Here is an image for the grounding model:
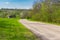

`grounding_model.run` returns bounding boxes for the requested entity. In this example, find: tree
[29,0,60,24]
